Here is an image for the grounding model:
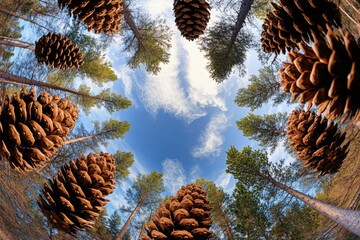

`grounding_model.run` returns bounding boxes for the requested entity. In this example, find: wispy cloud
[162,159,186,195]
[189,165,201,182]
[268,140,295,166]
[215,172,231,189]
[192,112,230,158]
